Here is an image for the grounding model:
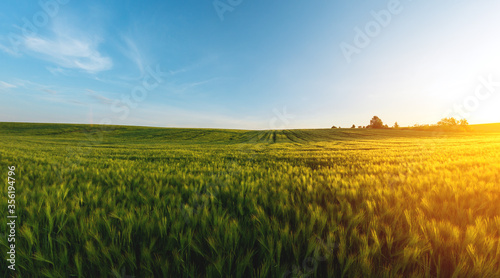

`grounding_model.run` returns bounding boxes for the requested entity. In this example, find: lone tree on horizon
[368,116,384,129]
